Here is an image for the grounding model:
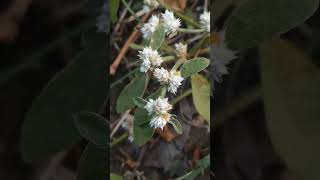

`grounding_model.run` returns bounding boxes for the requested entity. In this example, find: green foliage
[168,117,182,134]
[150,24,166,50]
[116,74,148,113]
[226,0,319,49]
[181,58,210,78]
[133,97,148,109]
[110,173,123,180]
[21,32,108,161]
[191,74,210,123]
[77,143,107,180]
[74,111,108,147]
[110,0,120,23]
[260,39,320,180]
[176,155,210,180]
[133,87,164,146]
